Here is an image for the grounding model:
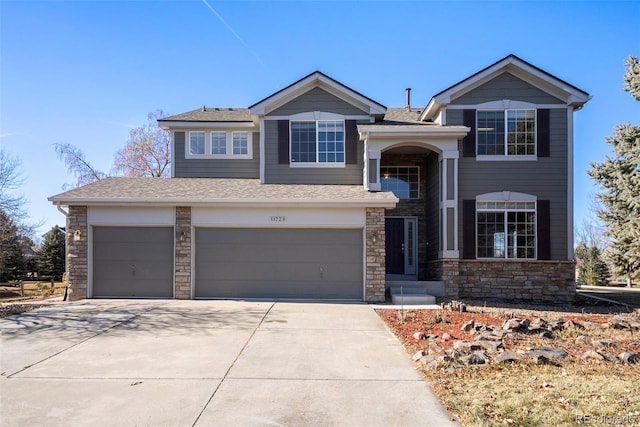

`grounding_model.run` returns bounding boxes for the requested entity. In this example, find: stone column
[174,206,192,299]
[365,207,385,302]
[66,206,88,301]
